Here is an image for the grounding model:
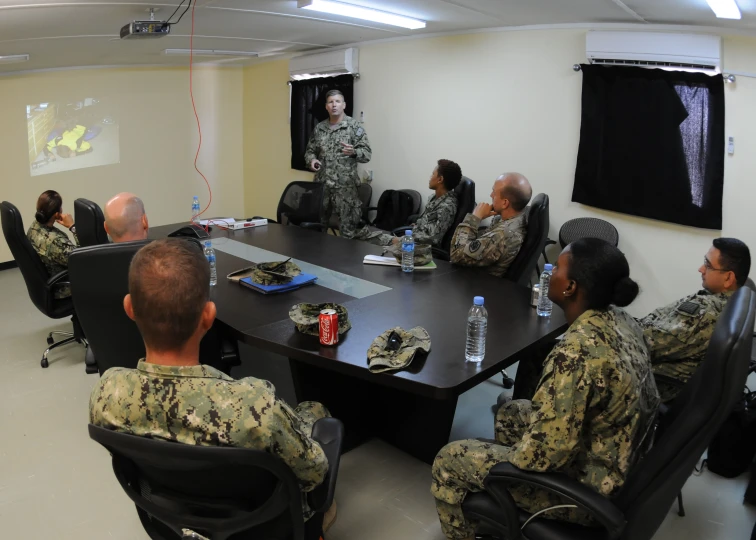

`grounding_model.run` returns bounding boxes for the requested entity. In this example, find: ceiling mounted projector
[120,20,171,39]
